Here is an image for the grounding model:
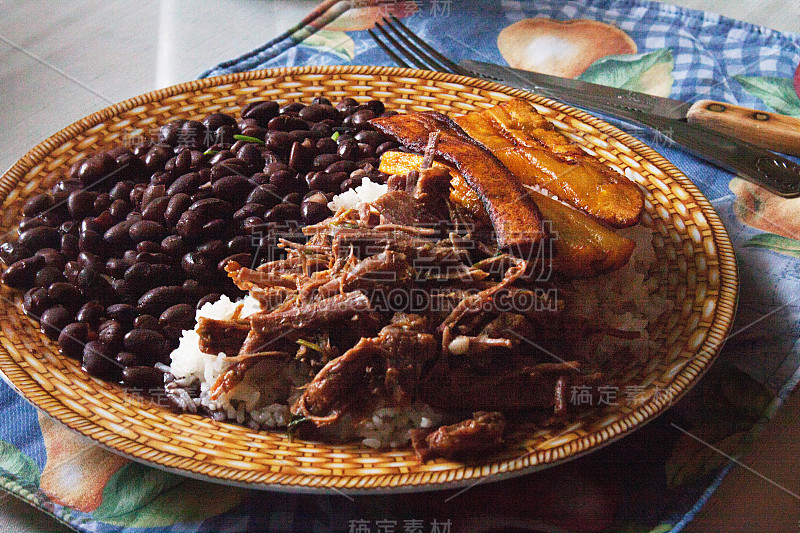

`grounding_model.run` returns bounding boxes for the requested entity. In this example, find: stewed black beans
[0,98,398,390]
